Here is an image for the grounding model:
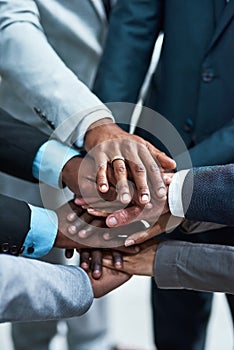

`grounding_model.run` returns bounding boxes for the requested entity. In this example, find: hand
[99,212,182,247]
[102,238,158,276]
[79,245,139,279]
[103,183,170,230]
[54,201,85,250]
[63,211,142,265]
[62,155,97,196]
[123,213,183,246]
[88,266,131,298]
[84,119,176,205]
[64,208,145,248]
[76,178,170,247]
[54,200,111,249]
[77,221,146,279]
